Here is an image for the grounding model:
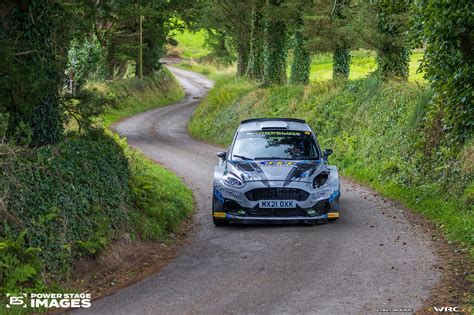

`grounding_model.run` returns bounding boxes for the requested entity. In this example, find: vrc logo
[6,293,27,308]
